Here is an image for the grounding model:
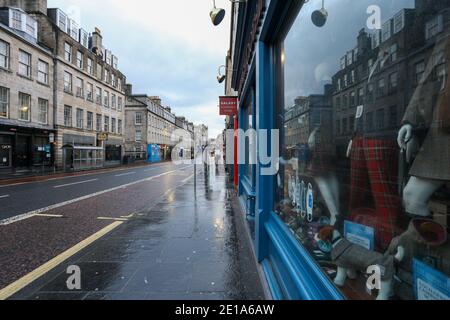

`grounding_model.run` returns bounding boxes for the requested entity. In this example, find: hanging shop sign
[219,96,238,116]
[97,132,109,141]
